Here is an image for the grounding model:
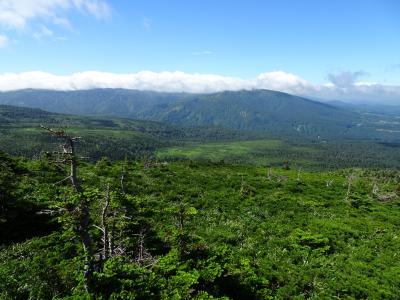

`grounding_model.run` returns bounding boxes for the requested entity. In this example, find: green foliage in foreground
[1,151,400,299]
